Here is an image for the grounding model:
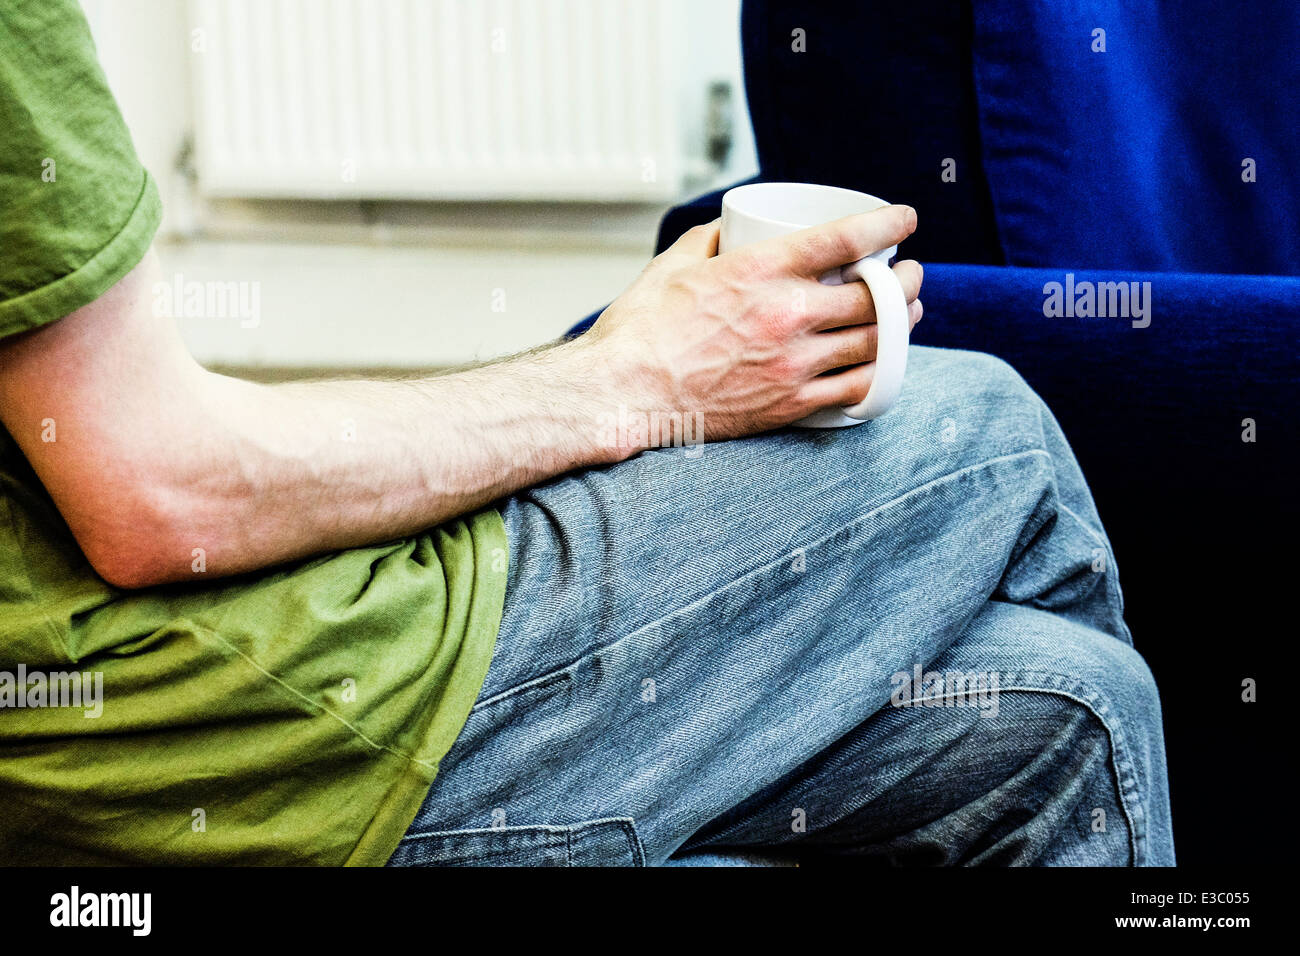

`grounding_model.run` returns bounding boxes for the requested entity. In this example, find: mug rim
[722,182,889,230]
